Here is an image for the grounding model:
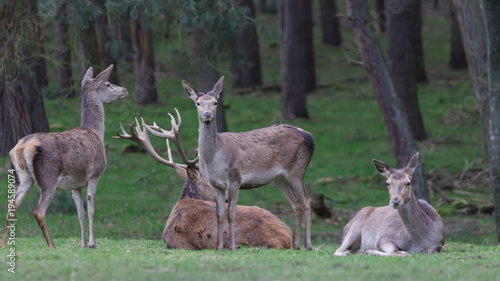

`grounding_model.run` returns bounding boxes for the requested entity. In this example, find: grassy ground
[0,1,498,280]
